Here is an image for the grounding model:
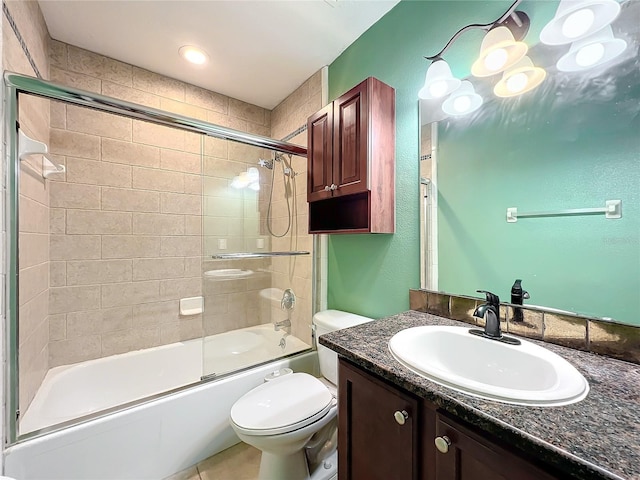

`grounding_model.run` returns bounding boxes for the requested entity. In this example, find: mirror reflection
[420,1,639,325]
